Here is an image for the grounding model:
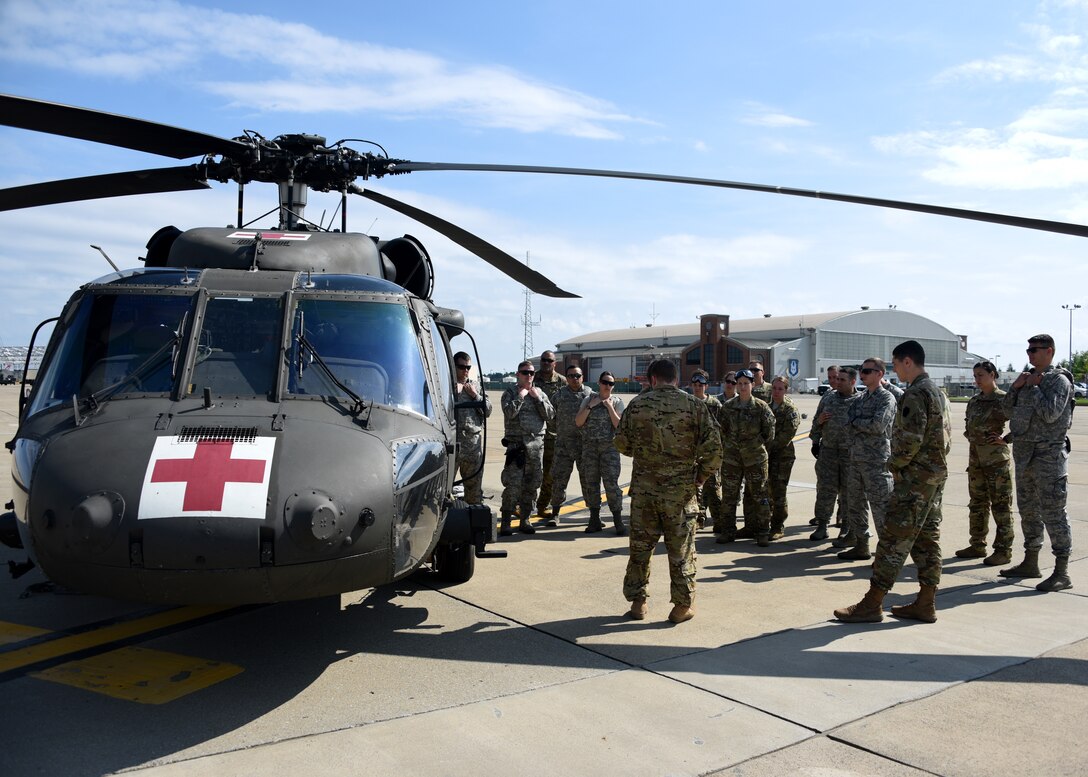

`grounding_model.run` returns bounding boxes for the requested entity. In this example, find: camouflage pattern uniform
[964,388,1014,553]
[719,396,776,538]
[767,395,802,533]
[845,386,896,539]
[810,390,857,524]
[752,382,773,404]
[549,383,592,509]
[579,393,625,516]
[615,385,721,606]
[500,385,555,519]
[1003,367,1074,557]
[533,371,566,515]
[455,377,492,504]
[871,373,951,592]
[689,395,724,524]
